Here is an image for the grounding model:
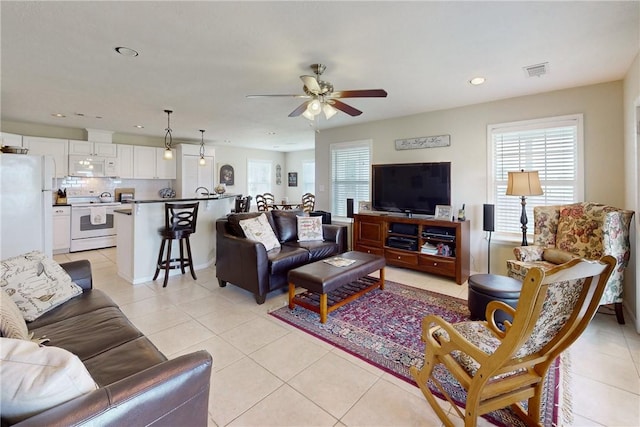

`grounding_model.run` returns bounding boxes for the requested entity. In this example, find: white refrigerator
[0,153,54,259]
